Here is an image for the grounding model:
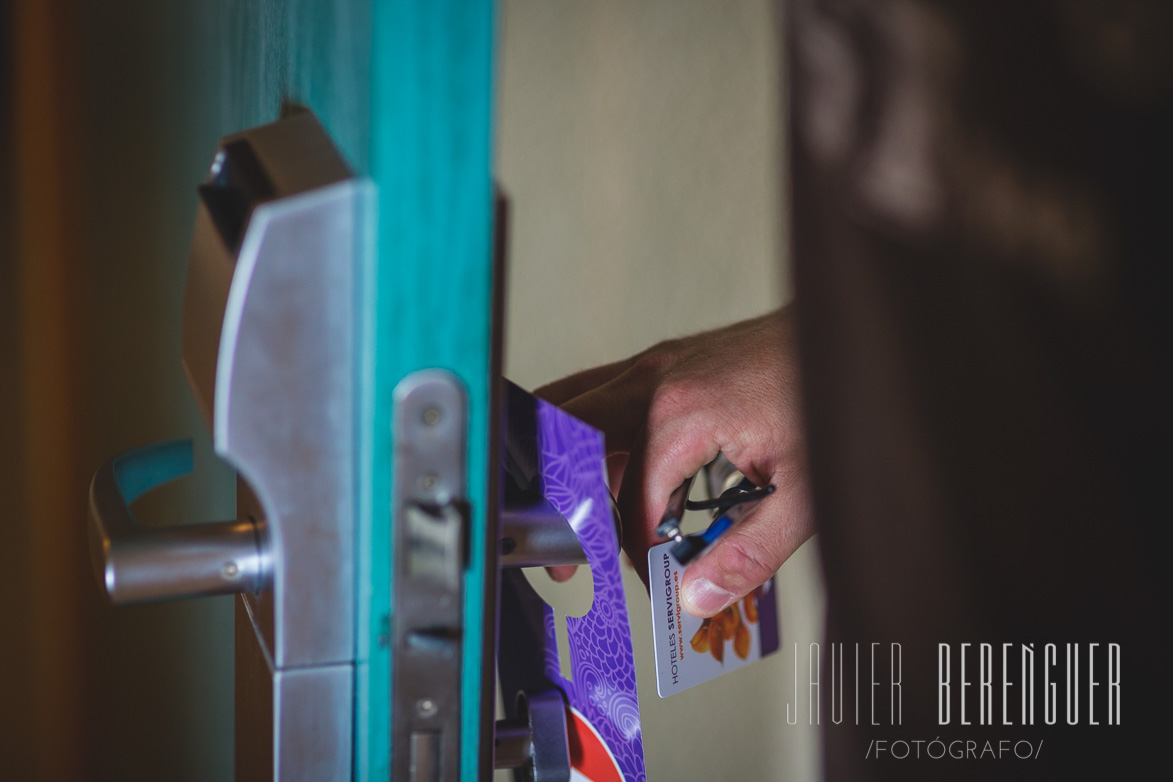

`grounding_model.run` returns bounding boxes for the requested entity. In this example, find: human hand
[534,306,813,618]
